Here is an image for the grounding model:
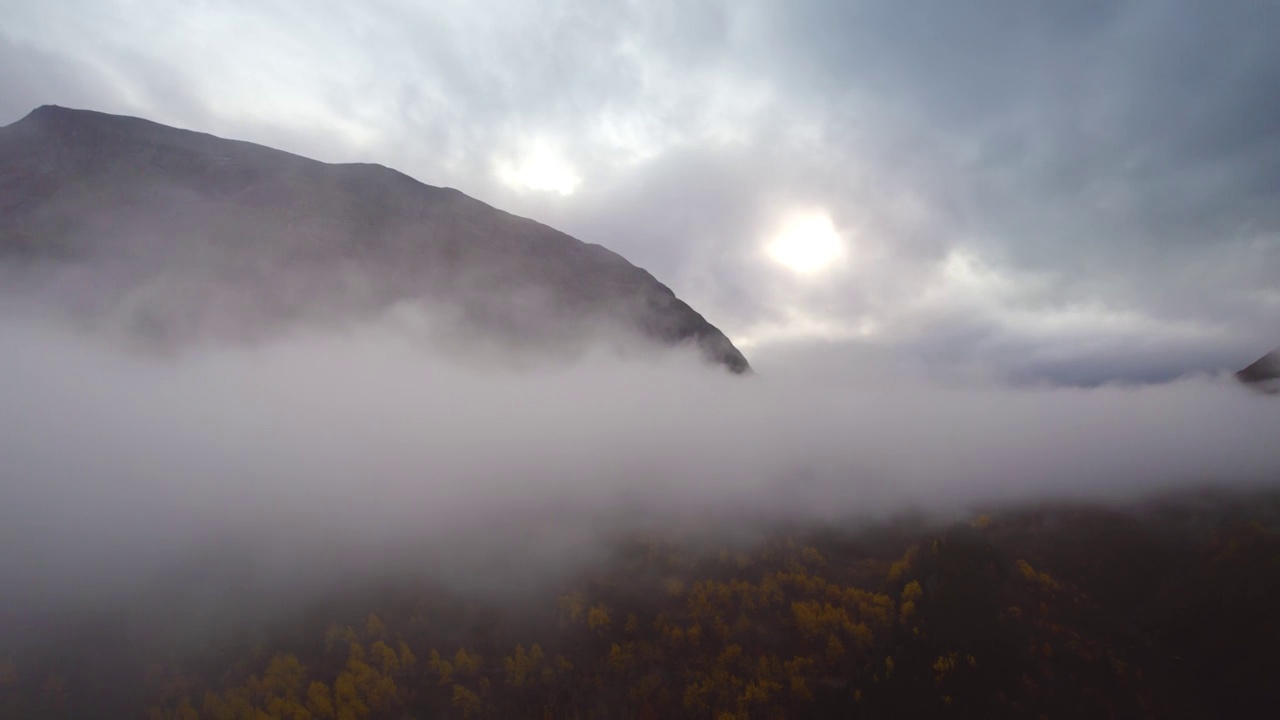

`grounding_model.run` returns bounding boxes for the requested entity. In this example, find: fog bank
[1,311,1277,626]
